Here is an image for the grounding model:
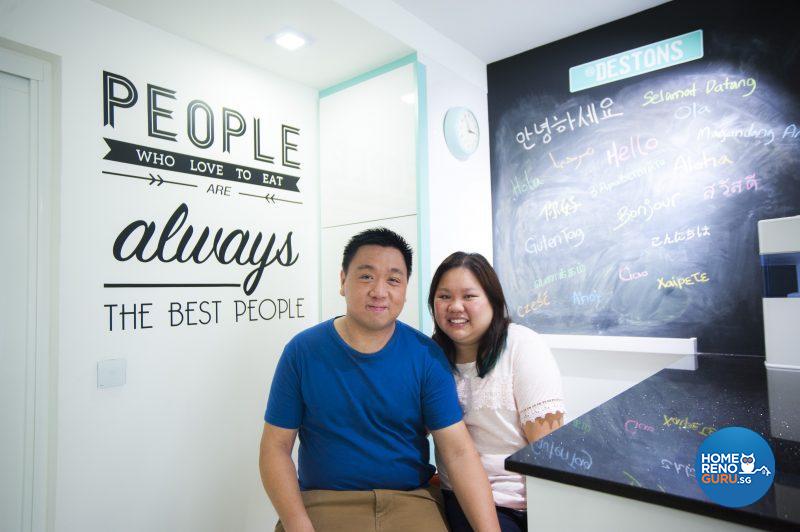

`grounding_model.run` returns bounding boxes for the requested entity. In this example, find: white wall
[0,1,318,531]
